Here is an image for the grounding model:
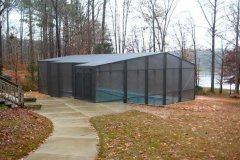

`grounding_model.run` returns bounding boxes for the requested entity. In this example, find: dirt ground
[24,91,50,98]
